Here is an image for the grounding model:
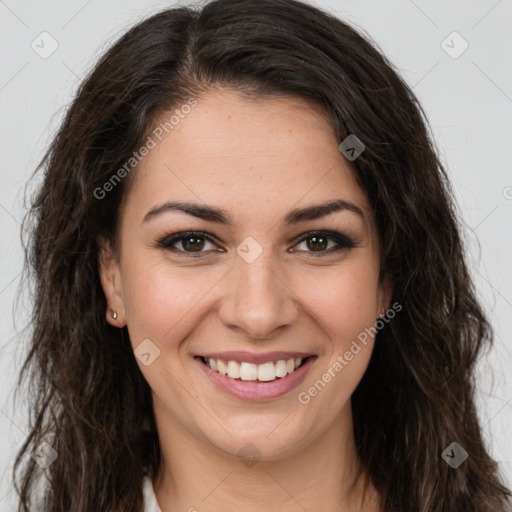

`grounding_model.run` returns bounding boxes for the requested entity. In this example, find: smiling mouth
[196,356,311,382]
